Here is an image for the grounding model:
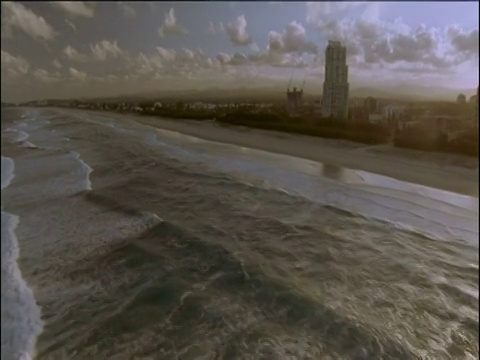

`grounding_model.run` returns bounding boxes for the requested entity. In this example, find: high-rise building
[475,86,478,130]
[321,40,349,119]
